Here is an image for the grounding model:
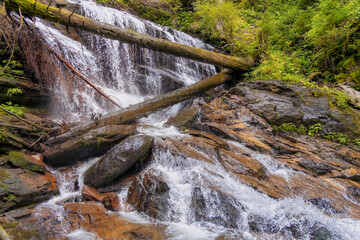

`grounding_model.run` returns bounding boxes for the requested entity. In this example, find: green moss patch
[7,152,45,173]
